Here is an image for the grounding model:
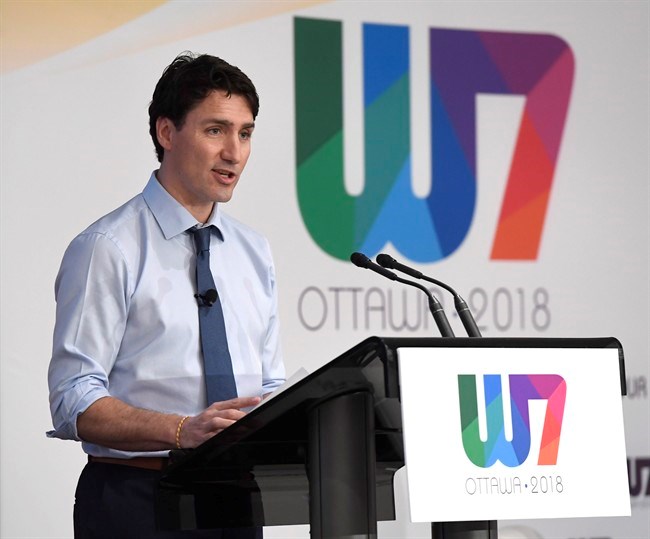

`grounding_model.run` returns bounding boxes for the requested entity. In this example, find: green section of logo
[458,374,487,467]
[295,18,353,258]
